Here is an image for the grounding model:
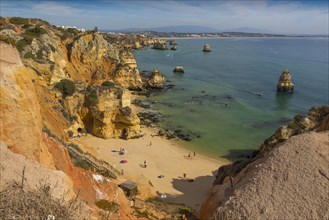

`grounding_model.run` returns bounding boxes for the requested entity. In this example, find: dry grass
[0,177,83,220]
